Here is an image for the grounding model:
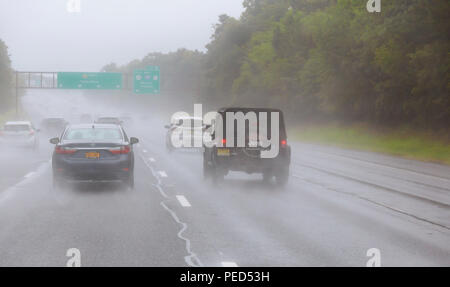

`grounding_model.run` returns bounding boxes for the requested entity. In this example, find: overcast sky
[0,0,244,72]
